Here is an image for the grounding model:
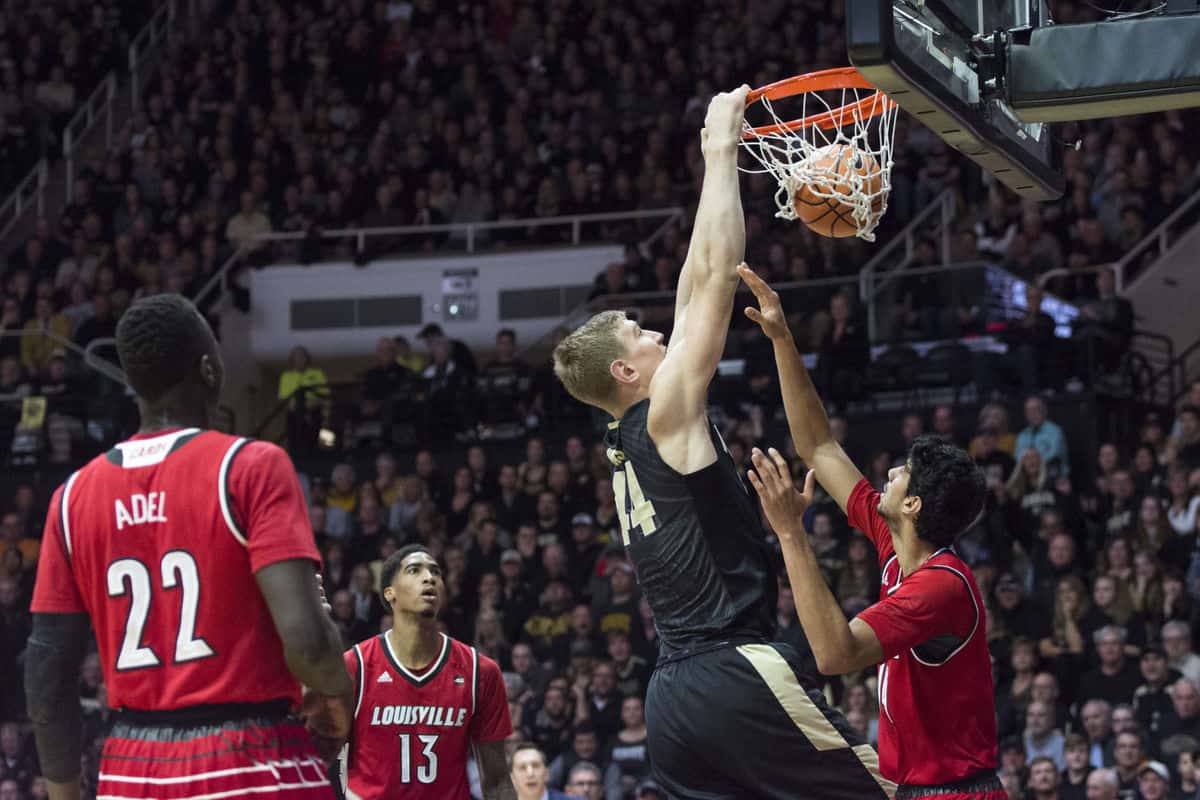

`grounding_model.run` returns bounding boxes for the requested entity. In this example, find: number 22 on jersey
[612,459,659,545]
[107,550,214,671]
